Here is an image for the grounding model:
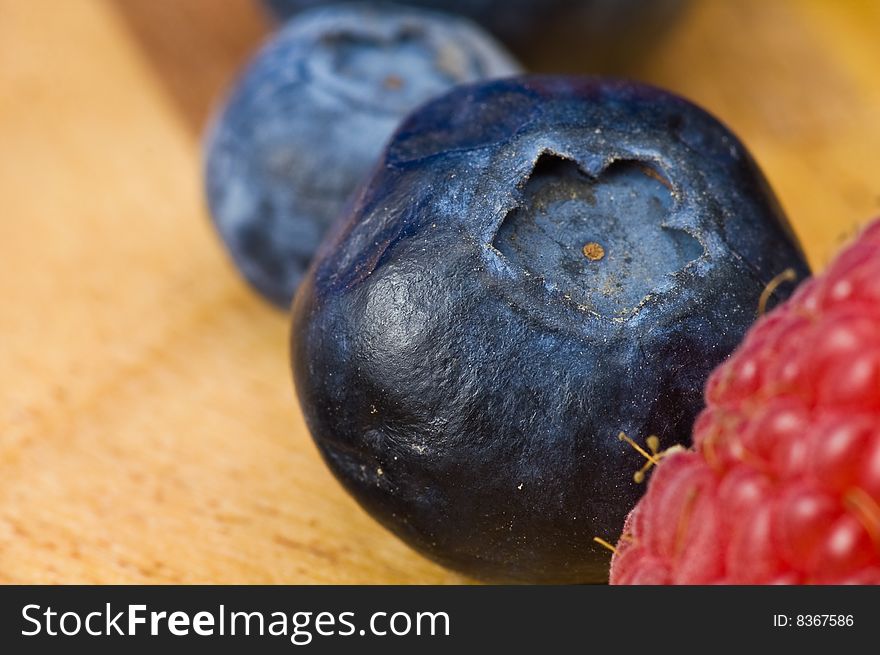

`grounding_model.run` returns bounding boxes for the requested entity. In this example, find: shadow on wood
[109,0,270,135]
